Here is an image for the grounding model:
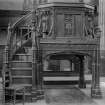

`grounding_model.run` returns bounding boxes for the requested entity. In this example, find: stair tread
[11,68,32,70]
[12,61,32,63]
[11,84,32,87]
[15,54,32,56]
[12,76,32,78]
[18,92,31,95]
[16,92,31,95]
